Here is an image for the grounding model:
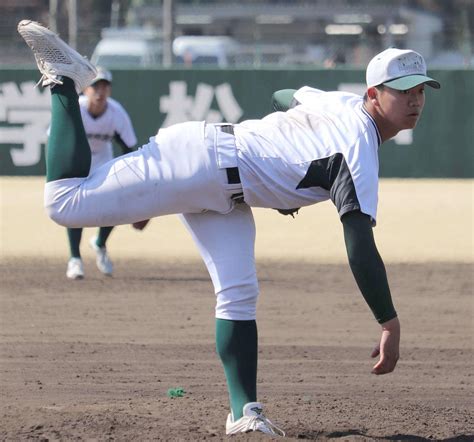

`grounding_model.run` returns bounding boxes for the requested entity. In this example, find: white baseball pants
[44,122,259,320]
